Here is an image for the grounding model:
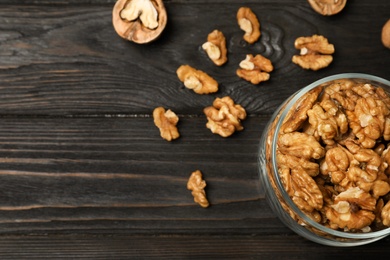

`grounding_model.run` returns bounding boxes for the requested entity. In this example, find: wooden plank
[0,234,388,258]
[0,1,388,115]
[0,116,279,234]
